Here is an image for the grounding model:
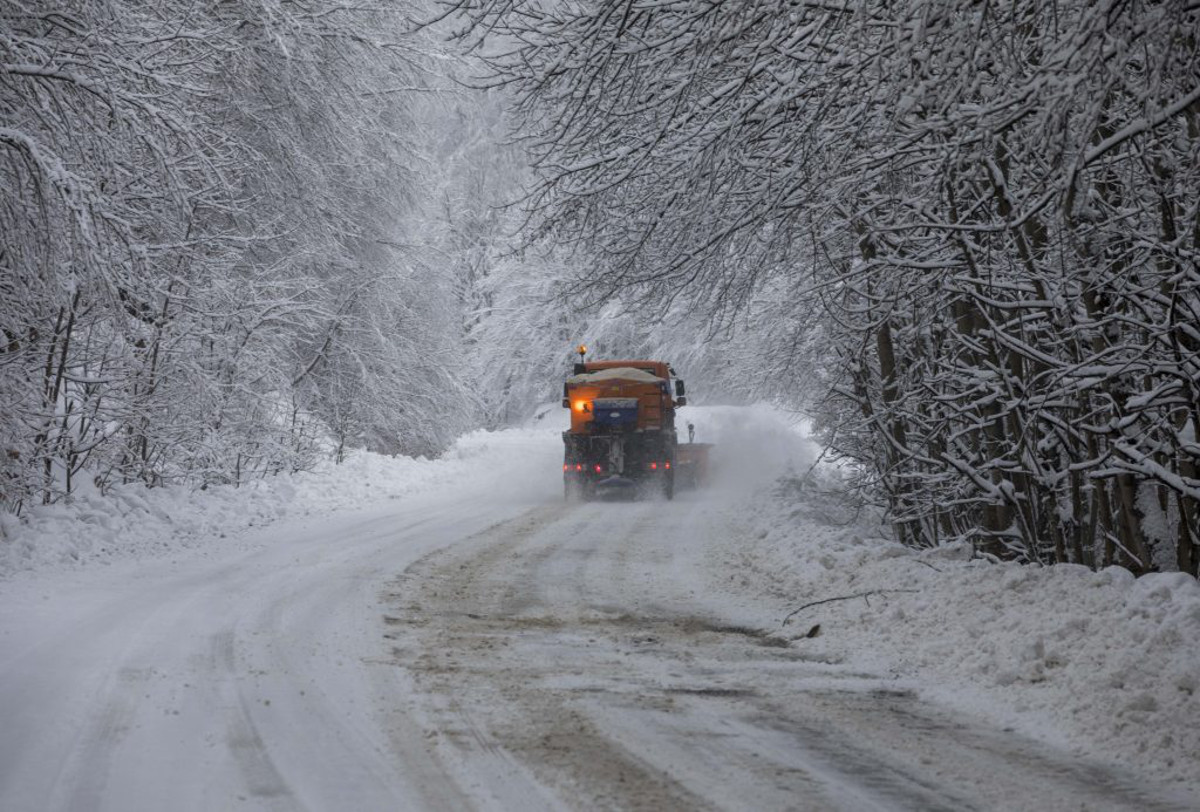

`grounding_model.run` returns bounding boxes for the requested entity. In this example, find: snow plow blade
[675,442,712,490]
